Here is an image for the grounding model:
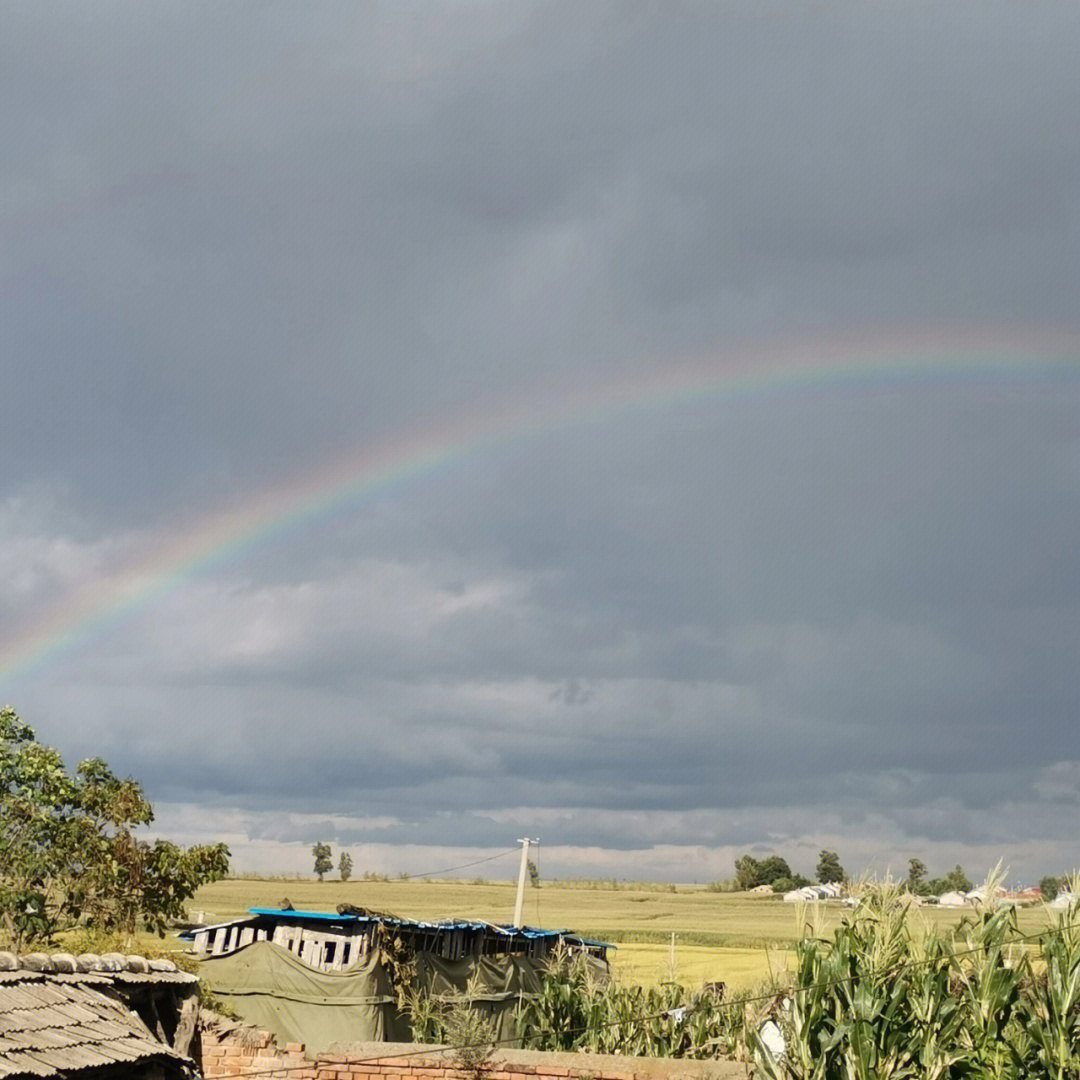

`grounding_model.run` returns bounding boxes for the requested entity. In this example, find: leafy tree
[906,858,928,894]
[816,850,846,884]
[312,842,333,881]
[759,855,793,884]
[735,854,793,890]
[527,858,540,887]
[944,864,973,893]
[773,873,813,893]
[1040,875,1063,902]
[734,855,760,890]
[339,851,353,882]
[0,707,229,949]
